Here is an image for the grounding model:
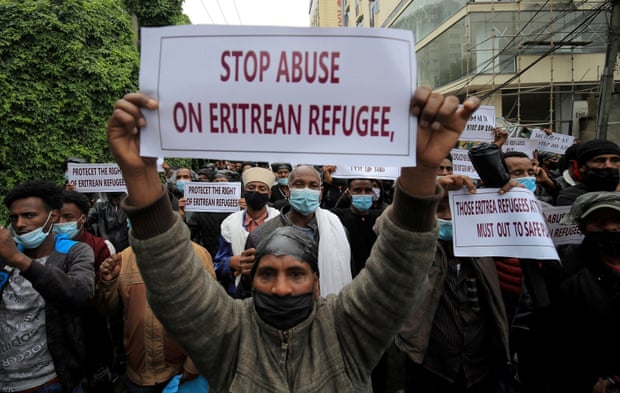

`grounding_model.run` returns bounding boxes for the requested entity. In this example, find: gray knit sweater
[124,181,440,392]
